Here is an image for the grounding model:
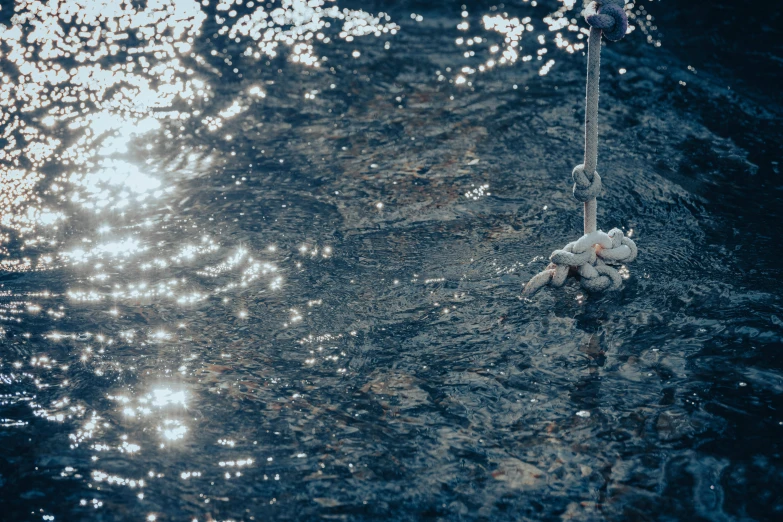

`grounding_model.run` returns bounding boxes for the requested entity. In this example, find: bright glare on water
[1,0,782,520]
